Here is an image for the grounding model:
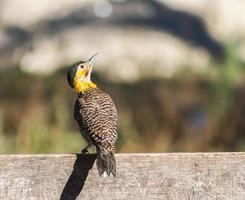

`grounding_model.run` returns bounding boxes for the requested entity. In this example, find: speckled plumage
[67,54,118,177]
[74,88,118,176]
